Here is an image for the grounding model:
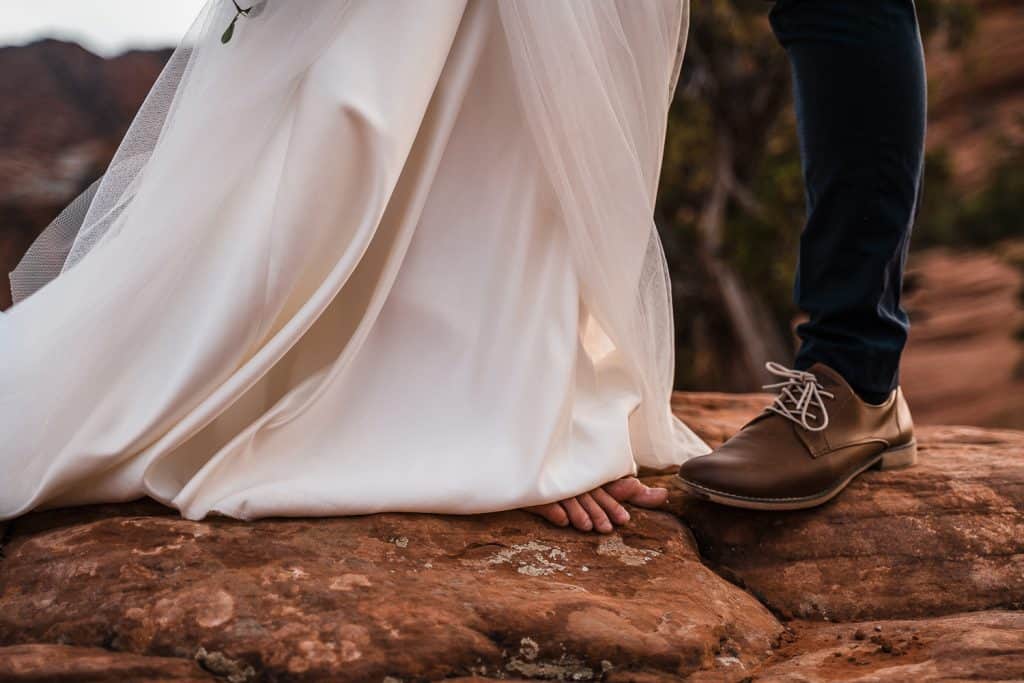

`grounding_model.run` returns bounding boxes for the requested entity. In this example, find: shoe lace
[762,361,835,432]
